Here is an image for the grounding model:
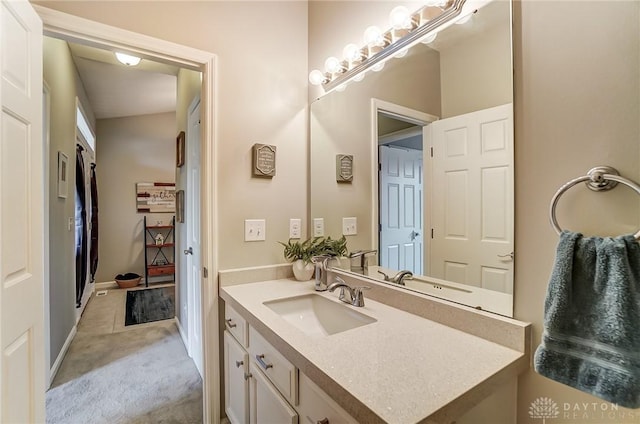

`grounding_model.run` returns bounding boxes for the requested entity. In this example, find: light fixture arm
[322,0,467,93]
